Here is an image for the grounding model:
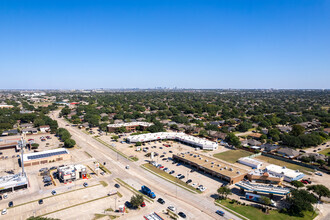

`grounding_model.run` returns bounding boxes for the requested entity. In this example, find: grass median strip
[141,163,199,194]
[40,194,114,217]
[10,184,101,209]
[215,199,317,220]
[93,137,133,162]
[114,178,153,203]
